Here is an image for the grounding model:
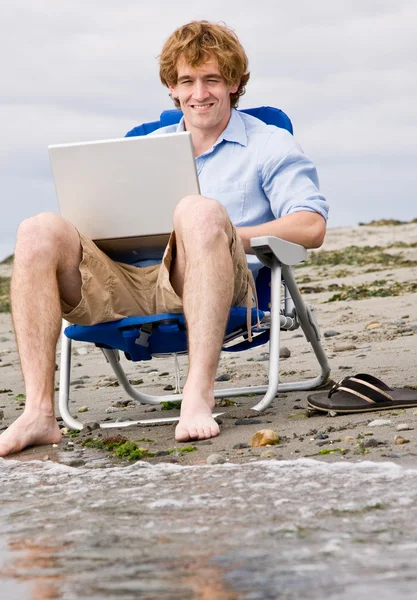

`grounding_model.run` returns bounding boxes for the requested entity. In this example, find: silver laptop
[48,131,200,262]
